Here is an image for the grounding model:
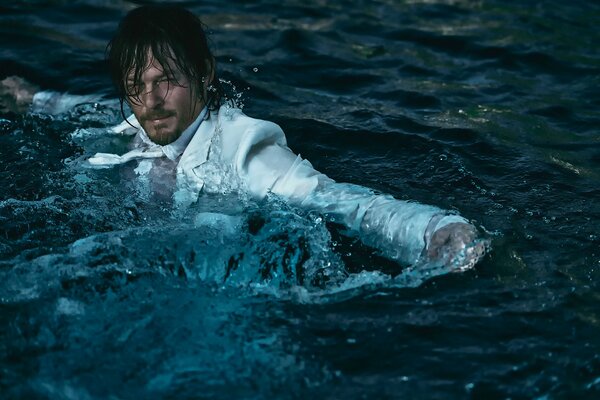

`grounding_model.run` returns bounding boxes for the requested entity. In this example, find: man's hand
[426,222,487,271]
[0,76,40,114]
